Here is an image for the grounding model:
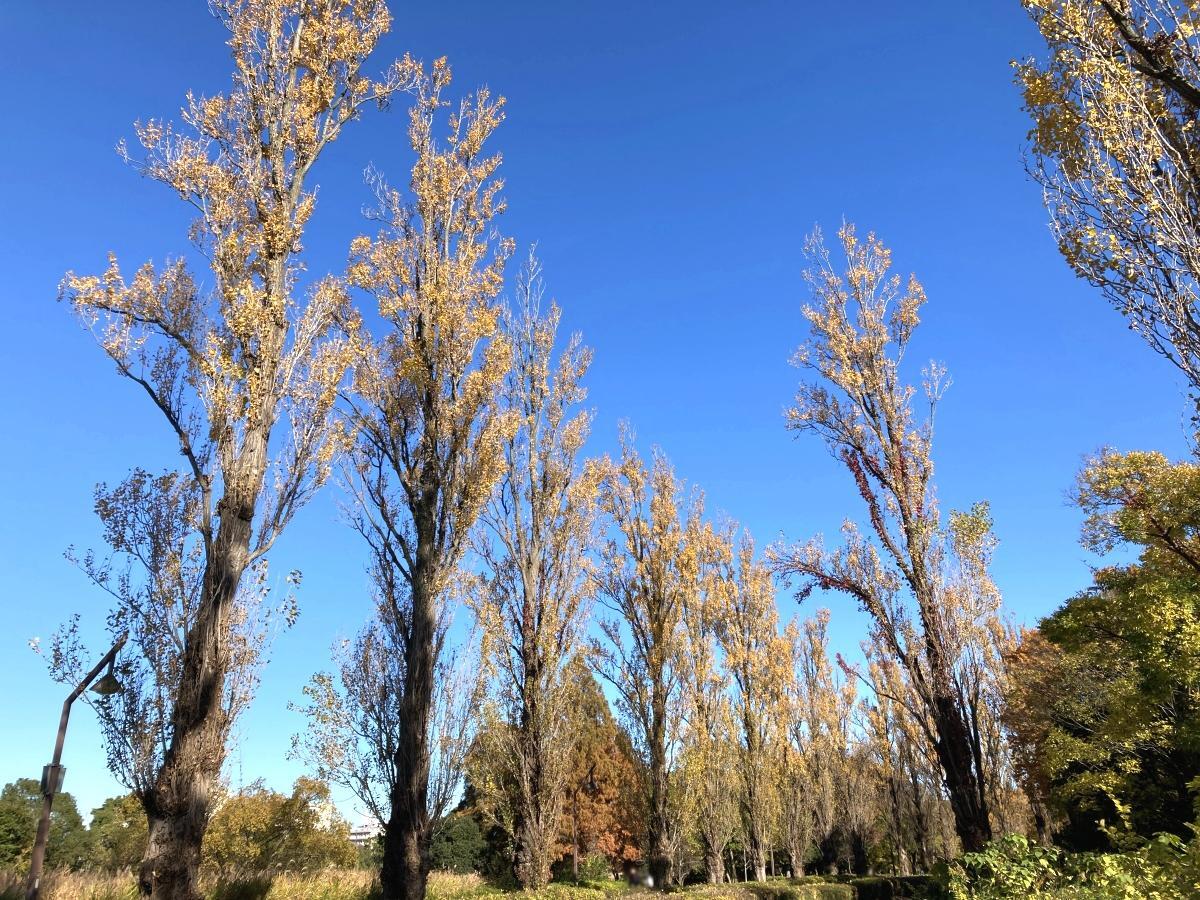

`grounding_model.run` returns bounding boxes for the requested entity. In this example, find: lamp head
[91,660,123,696]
